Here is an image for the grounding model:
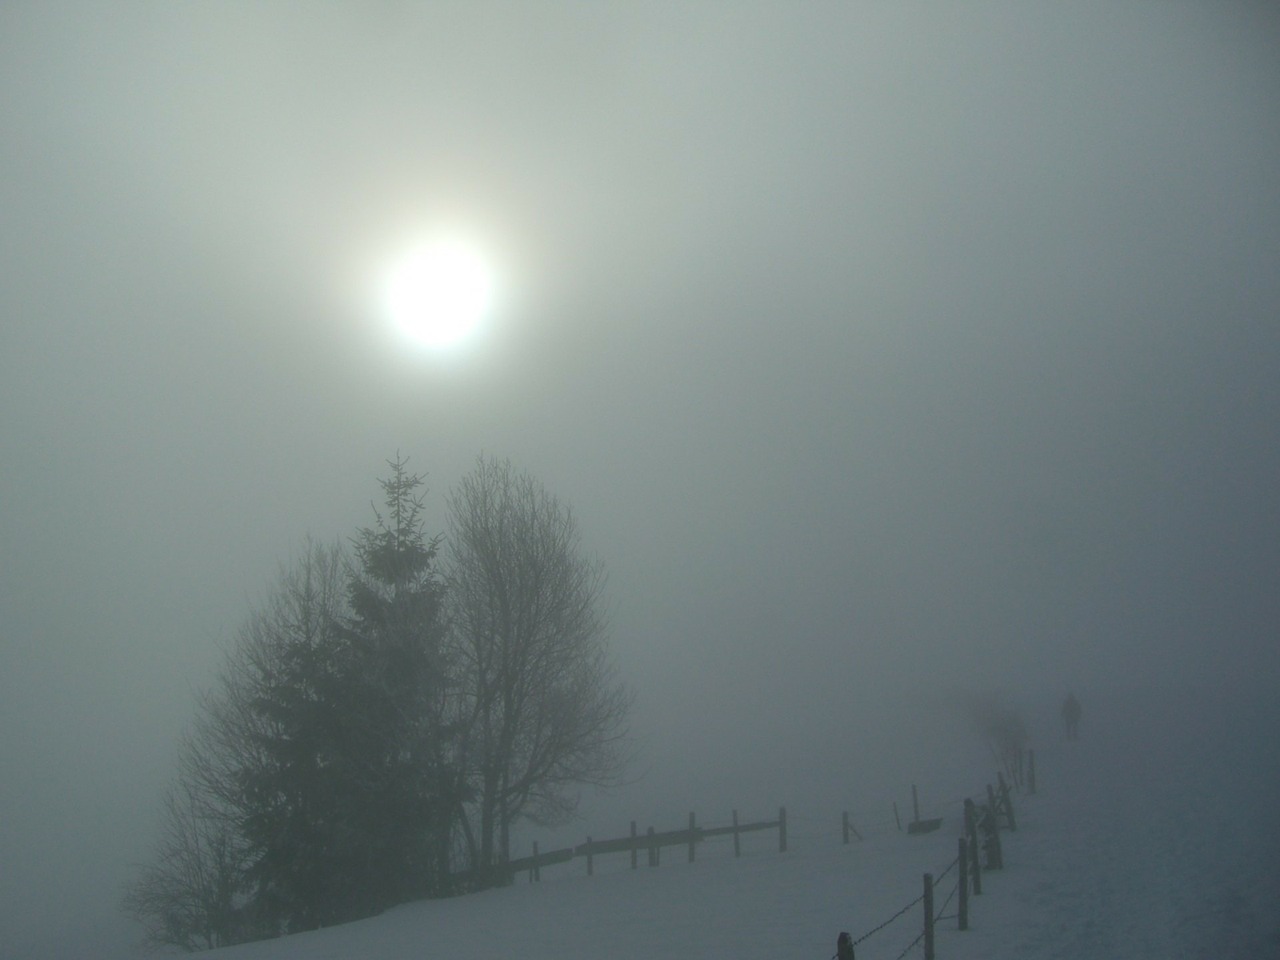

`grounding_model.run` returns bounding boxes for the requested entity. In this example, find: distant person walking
[1062,693,1082,740]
